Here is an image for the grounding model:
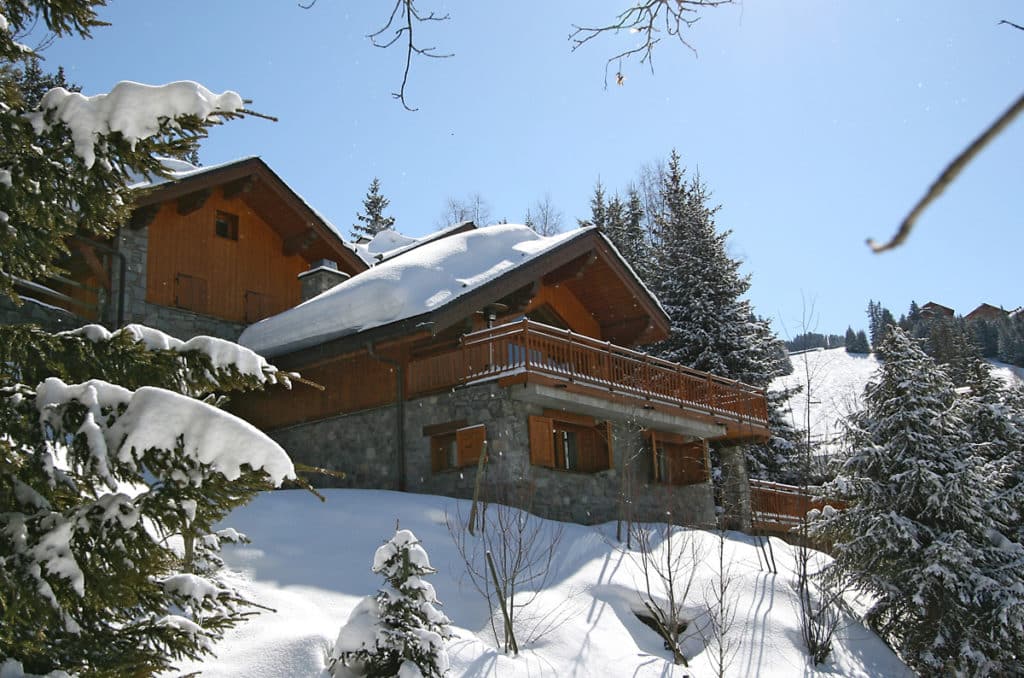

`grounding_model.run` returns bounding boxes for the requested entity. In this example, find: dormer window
[215,211,239,240]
